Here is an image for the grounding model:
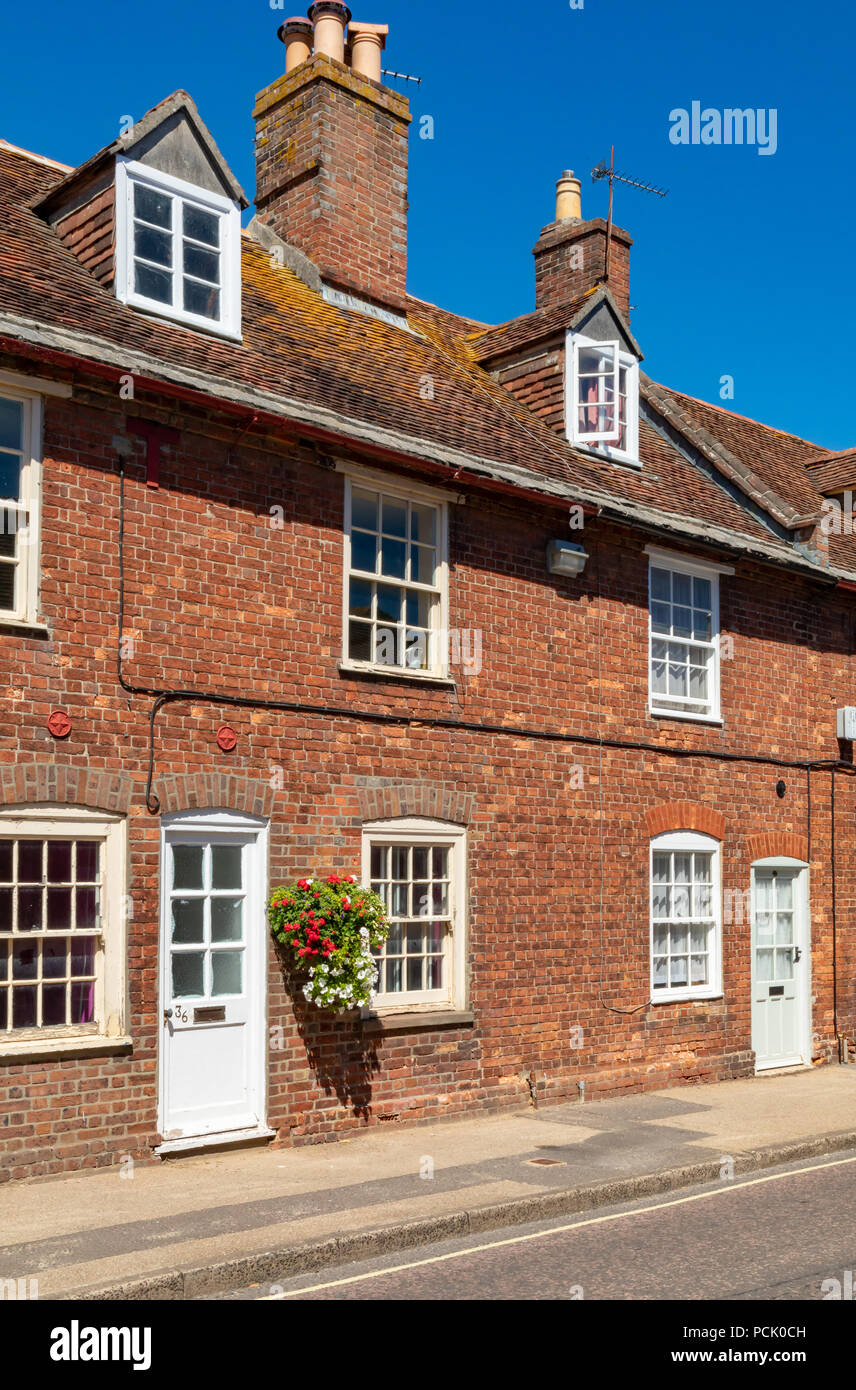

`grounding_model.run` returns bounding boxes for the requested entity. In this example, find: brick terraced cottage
[2,8,856,1180]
